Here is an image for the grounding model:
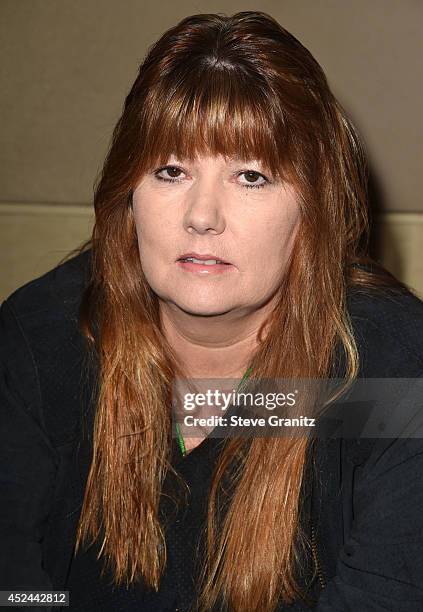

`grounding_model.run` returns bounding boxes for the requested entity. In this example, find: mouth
[176,253,234,274]
[177,253,232,265]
